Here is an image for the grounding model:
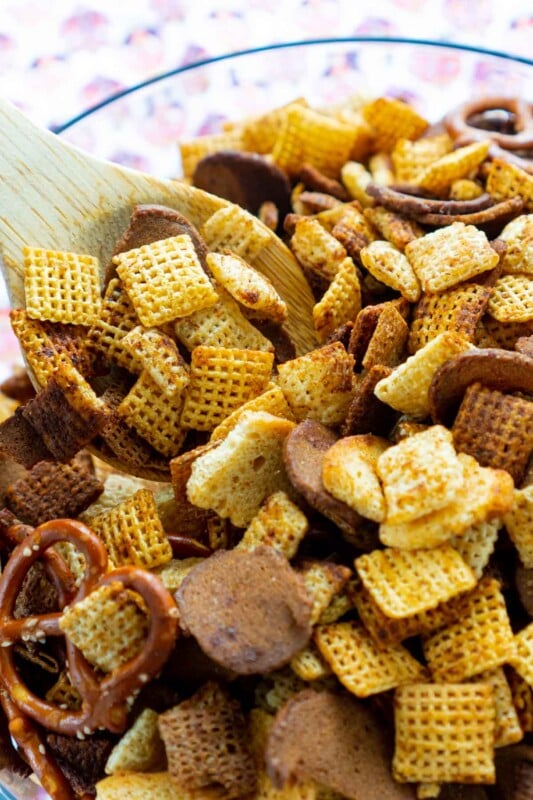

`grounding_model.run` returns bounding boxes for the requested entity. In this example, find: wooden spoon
[0,100,316,479]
